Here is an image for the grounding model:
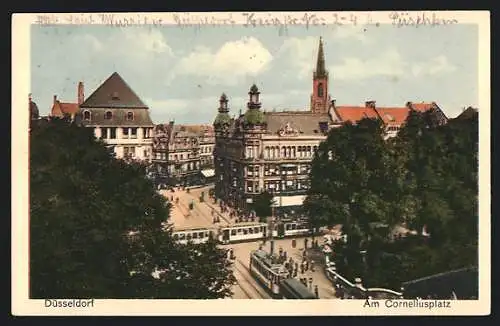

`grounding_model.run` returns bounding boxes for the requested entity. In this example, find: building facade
[151,122,216,186]
[79,72,155,161]
[167,125,202,185]
[213,37,448,214]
